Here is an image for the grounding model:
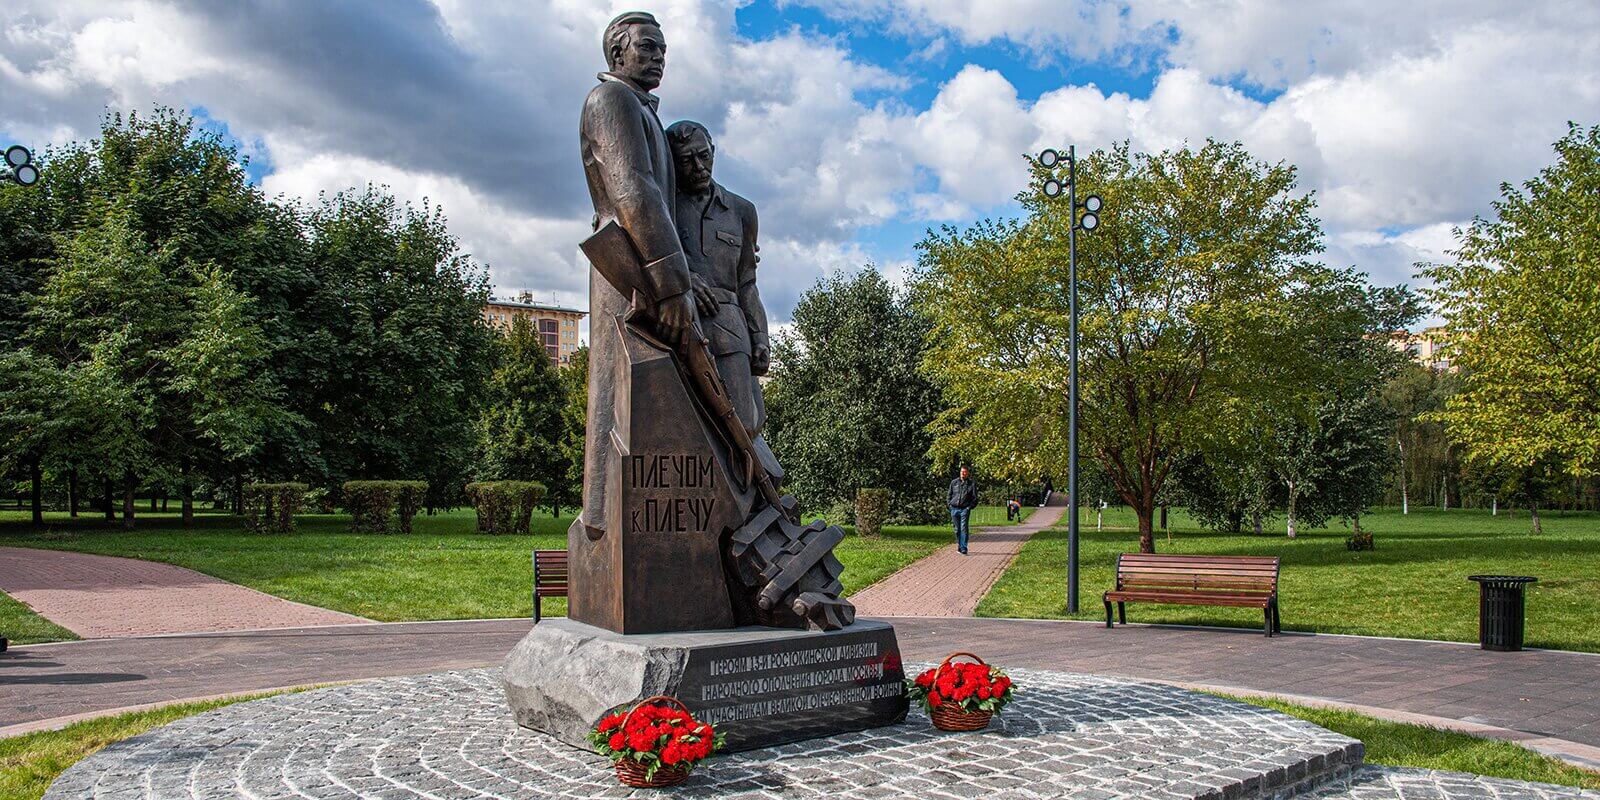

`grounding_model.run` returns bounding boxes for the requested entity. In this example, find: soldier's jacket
[675,182,769,360]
